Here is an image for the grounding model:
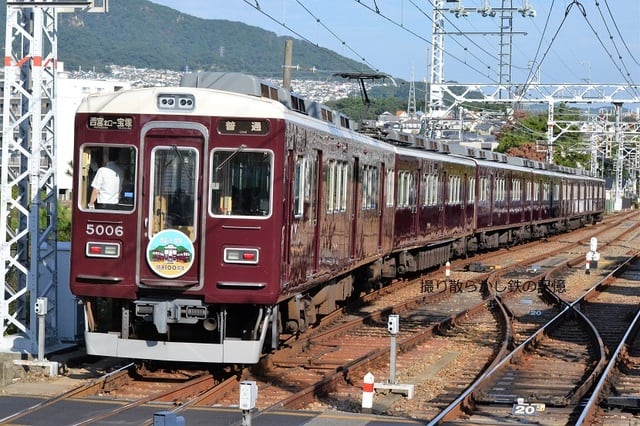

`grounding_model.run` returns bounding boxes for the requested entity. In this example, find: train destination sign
[218,119,269,135]
[87,115,133,130]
